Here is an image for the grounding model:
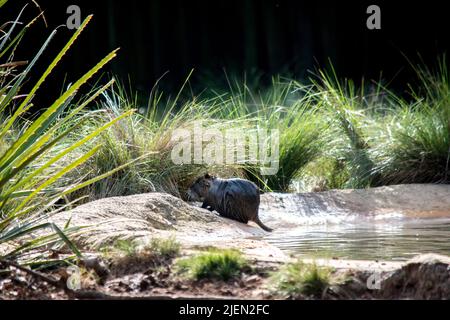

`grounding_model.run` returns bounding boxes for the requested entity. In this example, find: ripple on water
[264,216,450,261]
